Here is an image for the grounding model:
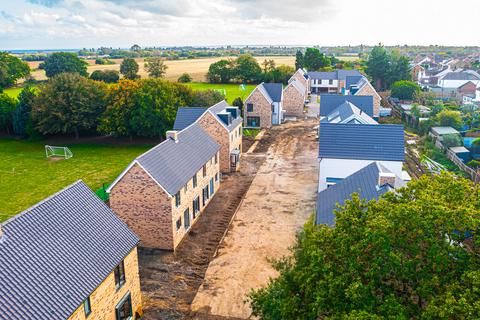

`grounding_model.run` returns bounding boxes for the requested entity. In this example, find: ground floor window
[184,208,190,229]
[115,293,132,320]
[247,116,260,127]
[202,186,209,206]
